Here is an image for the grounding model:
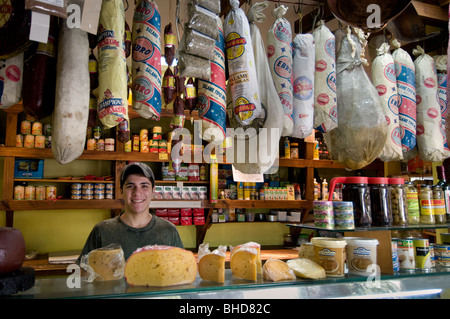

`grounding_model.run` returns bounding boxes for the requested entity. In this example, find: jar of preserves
[405,182,420,225]
[419,185,435,224]
[369,177,392,226]
[388,178,408,226]
[433,185,447,224]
